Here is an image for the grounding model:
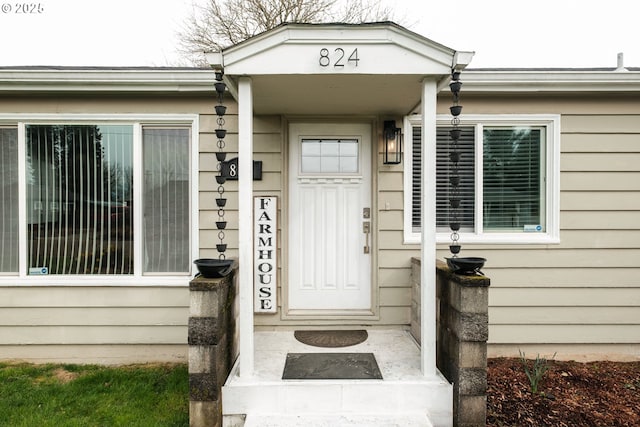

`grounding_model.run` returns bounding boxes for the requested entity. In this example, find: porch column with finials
[238,77,255,378]
[420,78,438,378]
